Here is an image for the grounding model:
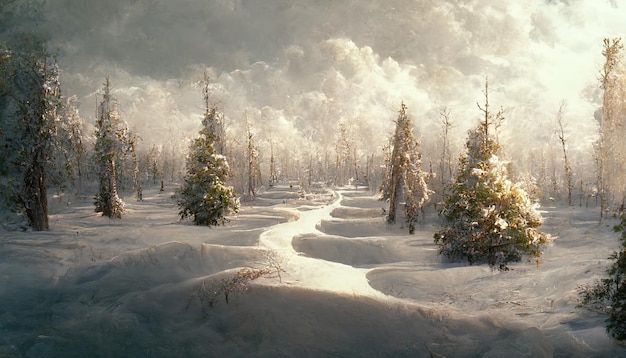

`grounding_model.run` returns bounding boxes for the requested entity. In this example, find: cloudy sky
[3,0,625,165]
